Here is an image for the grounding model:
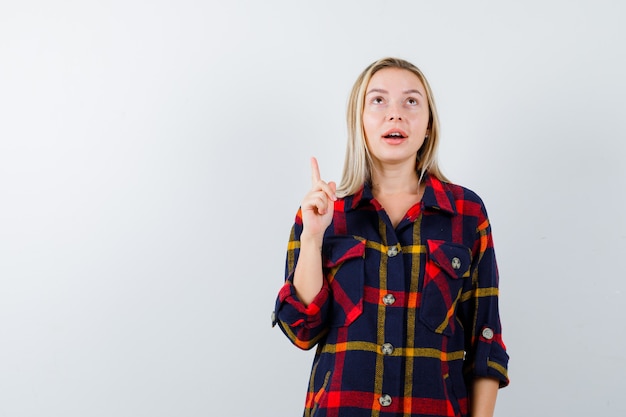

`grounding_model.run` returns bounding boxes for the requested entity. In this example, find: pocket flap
[426,240,471,279]
[323,236,366,268]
